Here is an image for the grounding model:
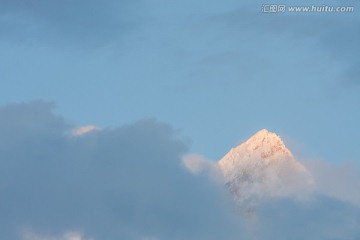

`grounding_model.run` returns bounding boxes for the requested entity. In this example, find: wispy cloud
[0,0,137,46]
[304,159,360,207]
